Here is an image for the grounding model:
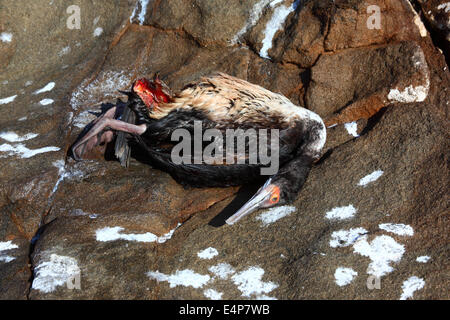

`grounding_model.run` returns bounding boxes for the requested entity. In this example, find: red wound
[133,78,171,110]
